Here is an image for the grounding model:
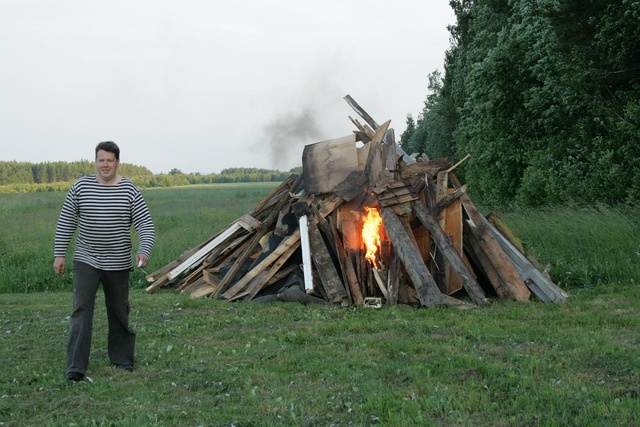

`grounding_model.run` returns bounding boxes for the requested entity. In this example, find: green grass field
[1,183,639,426]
